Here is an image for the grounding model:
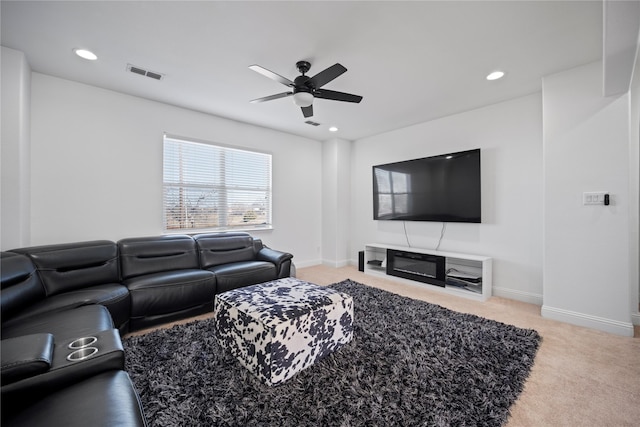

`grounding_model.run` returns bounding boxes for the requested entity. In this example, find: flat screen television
[372,148,481,223]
